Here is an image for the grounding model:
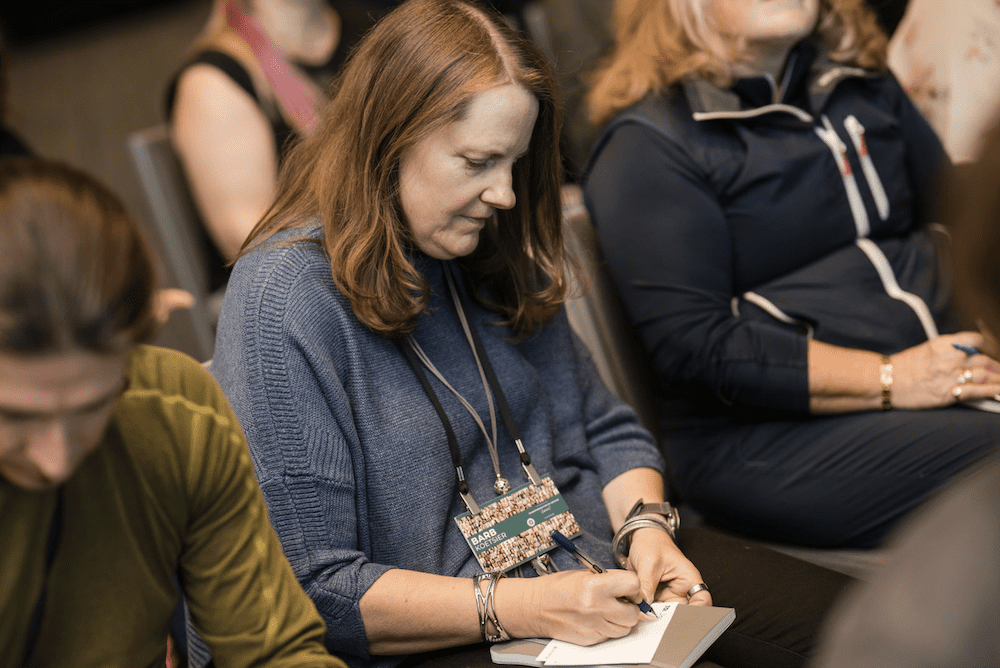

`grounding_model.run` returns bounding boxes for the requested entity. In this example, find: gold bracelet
[879,354,893,410]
